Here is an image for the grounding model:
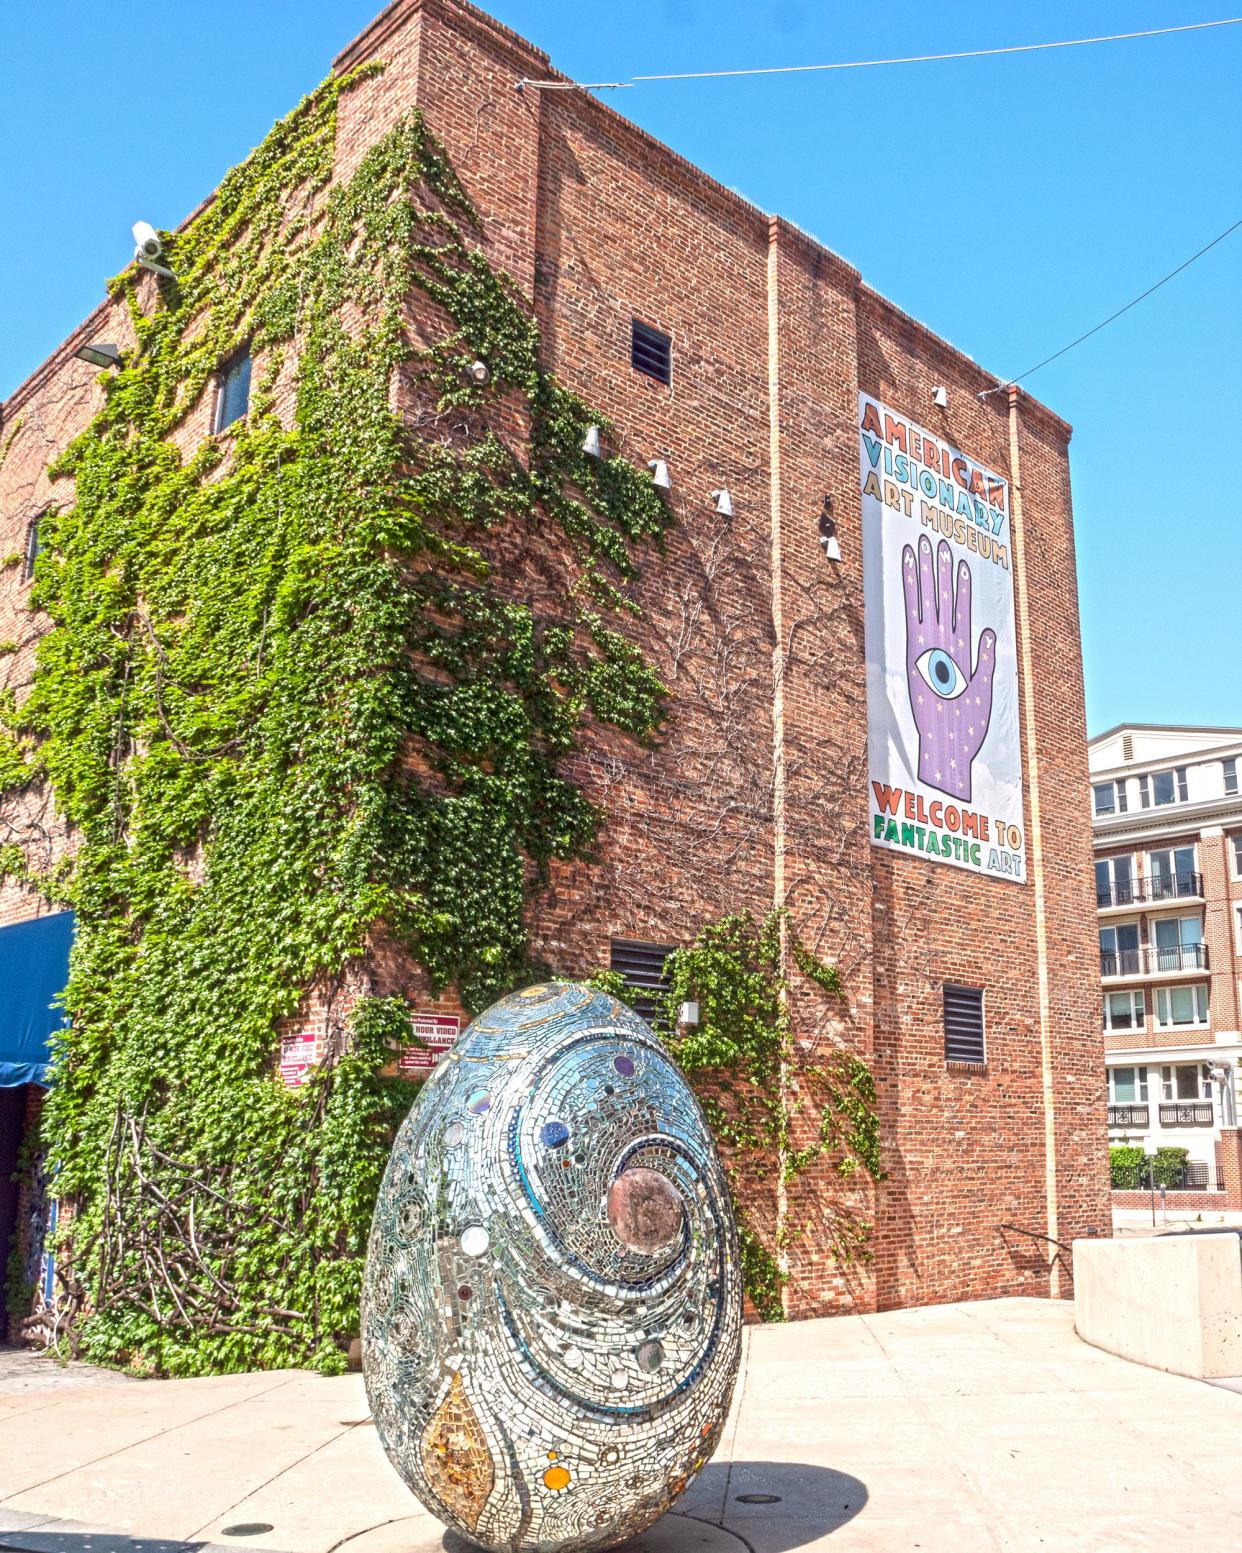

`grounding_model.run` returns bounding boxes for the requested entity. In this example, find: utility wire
[517,16,1242,91]
[980,215,1242,396]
